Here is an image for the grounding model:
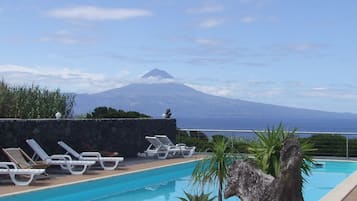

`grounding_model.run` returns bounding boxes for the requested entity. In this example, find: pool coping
[1,157,356,200]
[0,156,204,198]
[319,159,357,201]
